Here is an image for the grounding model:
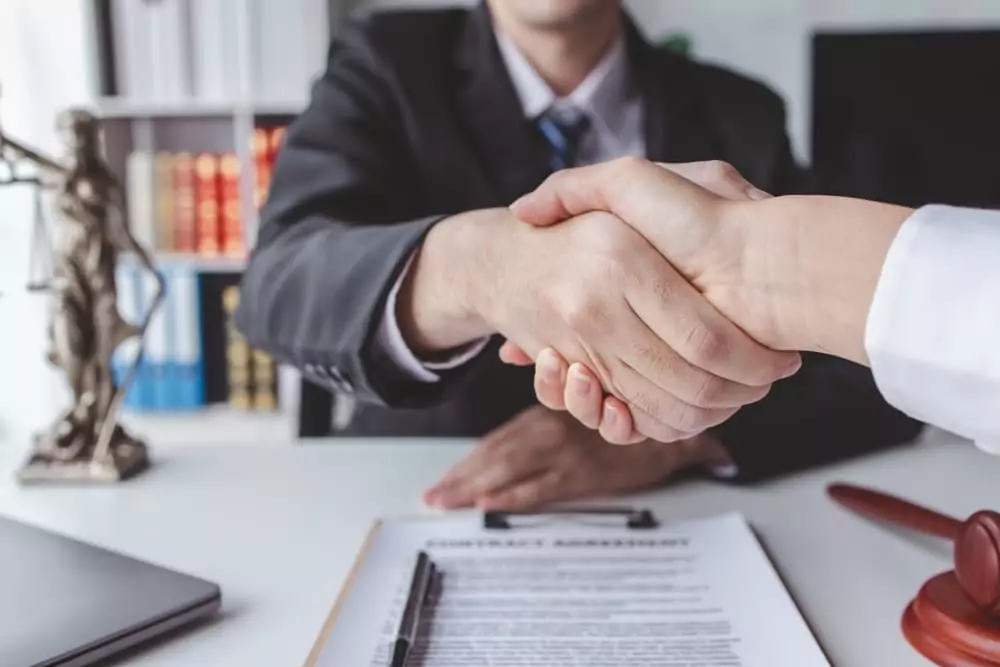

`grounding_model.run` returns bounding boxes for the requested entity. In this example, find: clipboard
[302,506,656,666]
